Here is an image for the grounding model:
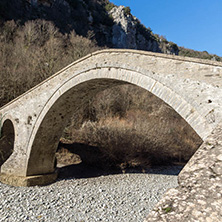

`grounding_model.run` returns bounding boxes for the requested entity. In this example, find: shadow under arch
[0,119,15,167]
